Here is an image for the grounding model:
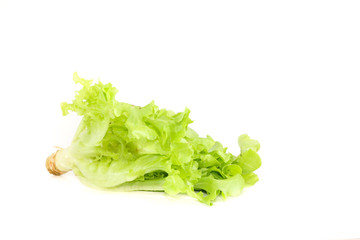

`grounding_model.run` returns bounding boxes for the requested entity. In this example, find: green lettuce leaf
[54,73,262,205]
[238,134,260,153]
